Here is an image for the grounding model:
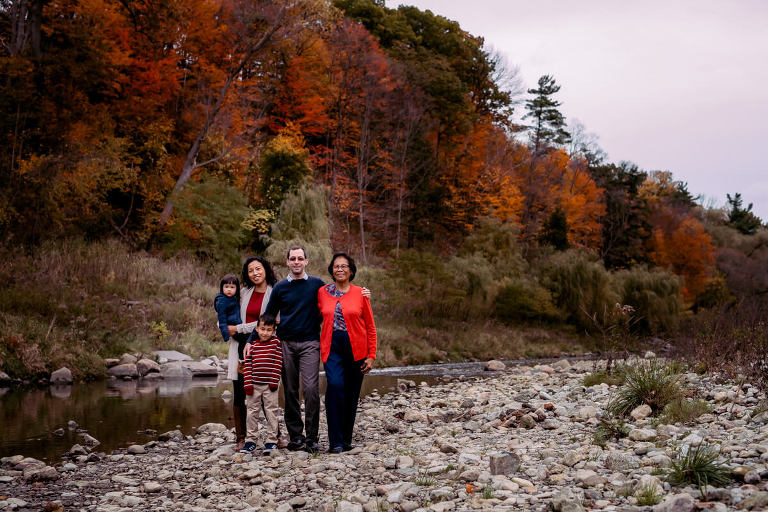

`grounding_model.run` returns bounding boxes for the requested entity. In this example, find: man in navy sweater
[265,245,325,453]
